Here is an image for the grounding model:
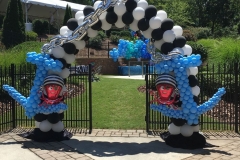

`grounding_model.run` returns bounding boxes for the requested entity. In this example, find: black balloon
[171,118,186,126]
[67,18,78,31]
[34,114,47,122]
[138,18,149,31]
[107,6,114,12]
[57,58,67,69]
[151,28,164,40]
[66,64,71,68]
[161,42,174,55]
[145,5,157,20]
[63,43,76,54]
[193,96,199,105]
[91,20,102,30]
[125,0,137,12]
[106,11,118,24]
[50,54,56,60]
[161,18,174,31]
[173,36,186,48]
[47,113,60,124]
[59,113,64,120]
[122,12,134,25]
[188,75,198,87]
[74,49,79,55]
[83,6,95,16]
